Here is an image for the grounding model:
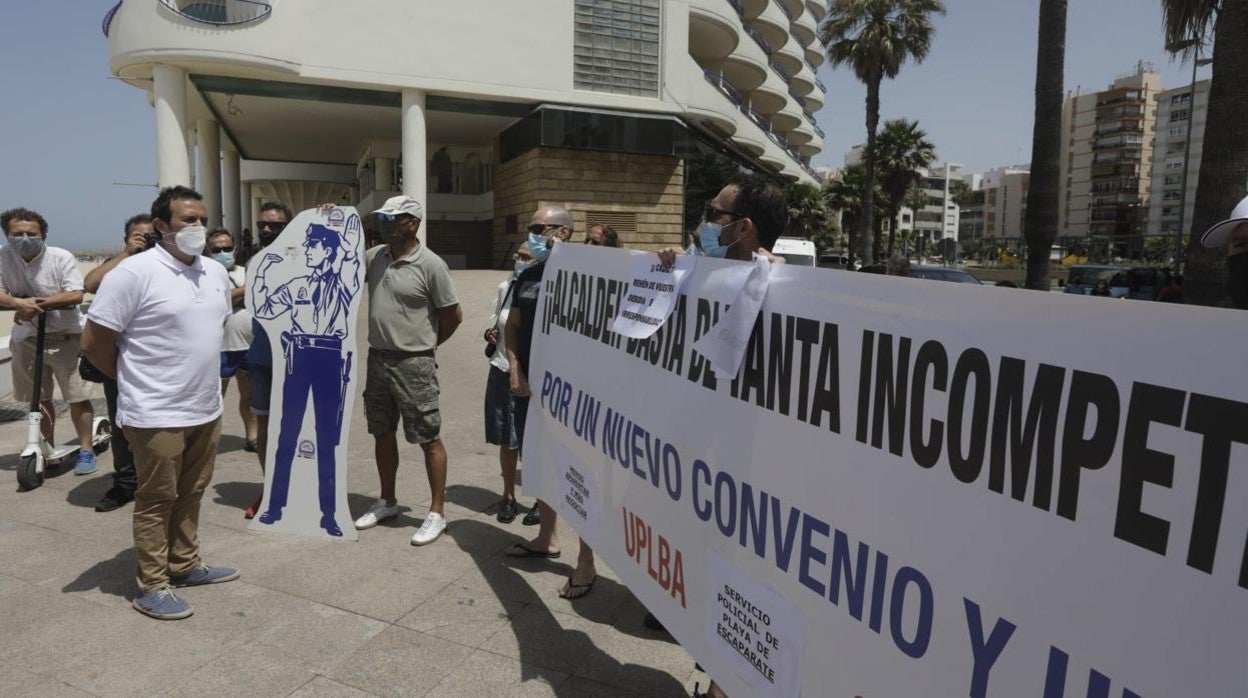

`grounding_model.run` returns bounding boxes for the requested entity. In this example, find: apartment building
[1146,80,1209,238]
[103,0,827,265]
[978,166,1030,242]
[1059,64,1161,252]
